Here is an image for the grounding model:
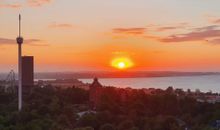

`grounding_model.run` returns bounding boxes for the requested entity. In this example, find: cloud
[113,28,146,35]
[207,38,220,45]
[212,19,220,24]
[49,23,74,29]
[208,16,220,24]
[160,25,220,42]
[0,0,22,9]
[156,23,189,32]
[193,25,218,31]
[0,38,15,44]
[0,0,52,9]
[0,3,22,9]
[205,15,220,24]
[26,39,50,46]
[0,38,49,46]
[157,26,180,31]
[111,24,220,46]
[27,0,52,7]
